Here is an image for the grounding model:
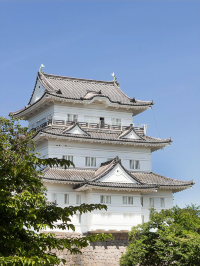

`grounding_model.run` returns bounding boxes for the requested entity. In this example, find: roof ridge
[43,72,119,85]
